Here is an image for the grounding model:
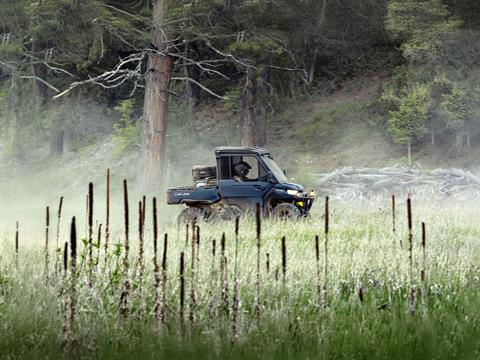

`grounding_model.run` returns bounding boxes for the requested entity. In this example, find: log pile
[312,167,480,201]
